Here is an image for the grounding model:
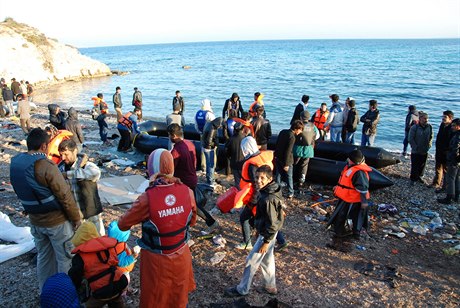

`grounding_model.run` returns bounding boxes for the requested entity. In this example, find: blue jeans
[202,147,216,185]
[345,132,355,144]
[329,126,342,142]
[30,221,74,292]
[361,133,376,147]
[97,115,108,142]
[236,234,277,295]
[275,162,294,196]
